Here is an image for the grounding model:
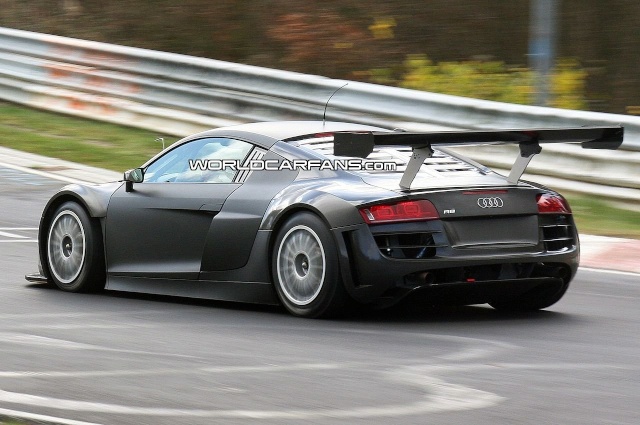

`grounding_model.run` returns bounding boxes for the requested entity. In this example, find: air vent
[372,230,447,259]
[540,215,575,252]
